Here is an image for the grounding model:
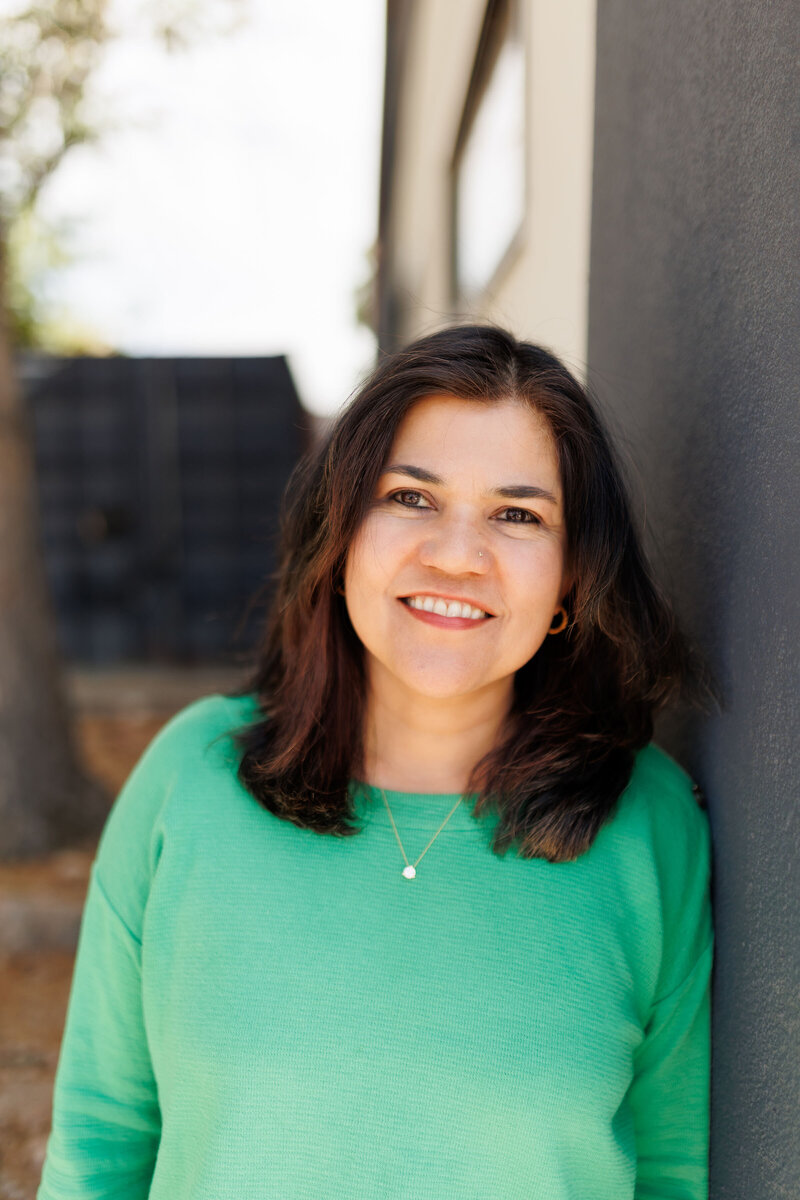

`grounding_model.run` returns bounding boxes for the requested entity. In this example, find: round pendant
[402,864,416,879]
